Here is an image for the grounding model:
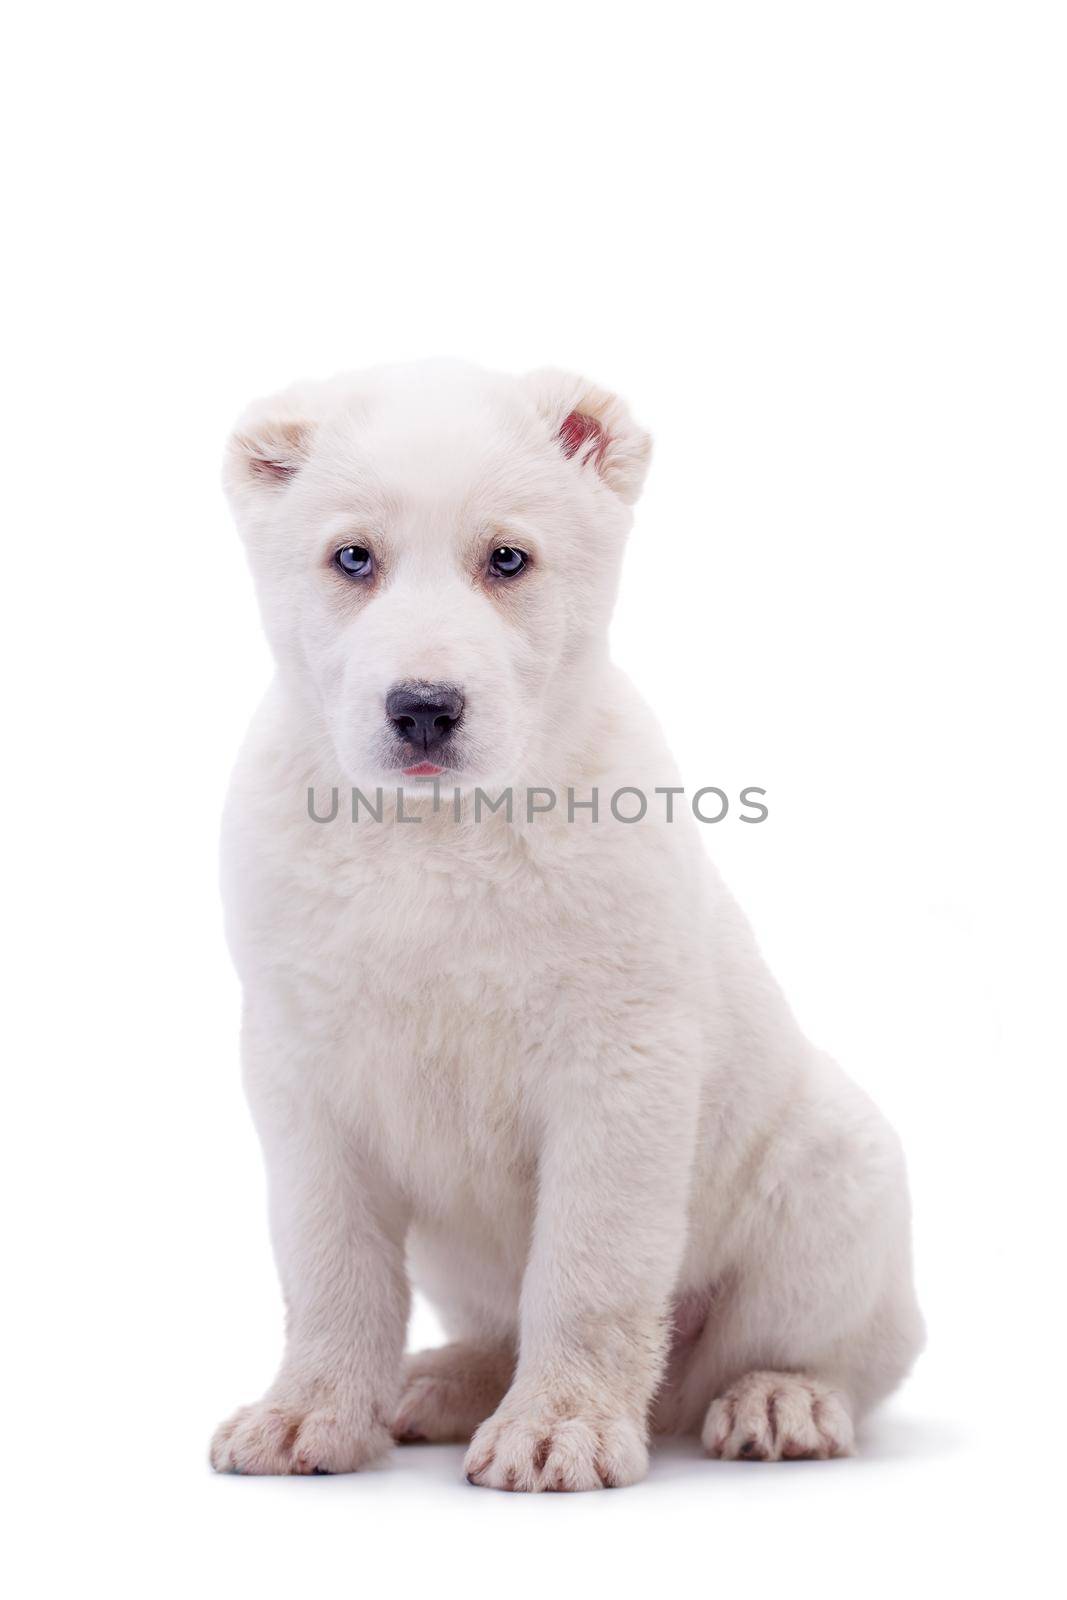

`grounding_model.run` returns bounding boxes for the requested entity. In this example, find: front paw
[463,1398,648,1492]
[210,1395,392,1475]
